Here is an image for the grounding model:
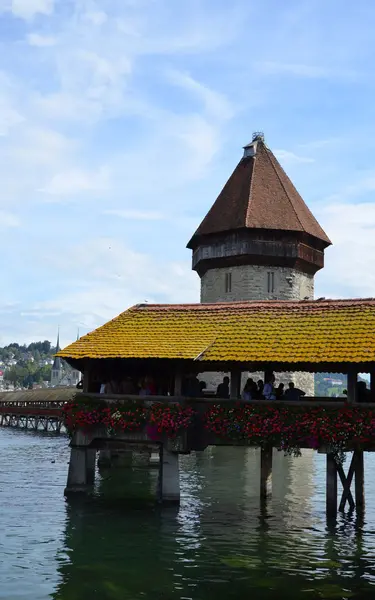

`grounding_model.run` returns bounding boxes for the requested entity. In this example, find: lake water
[1,429,375,600]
